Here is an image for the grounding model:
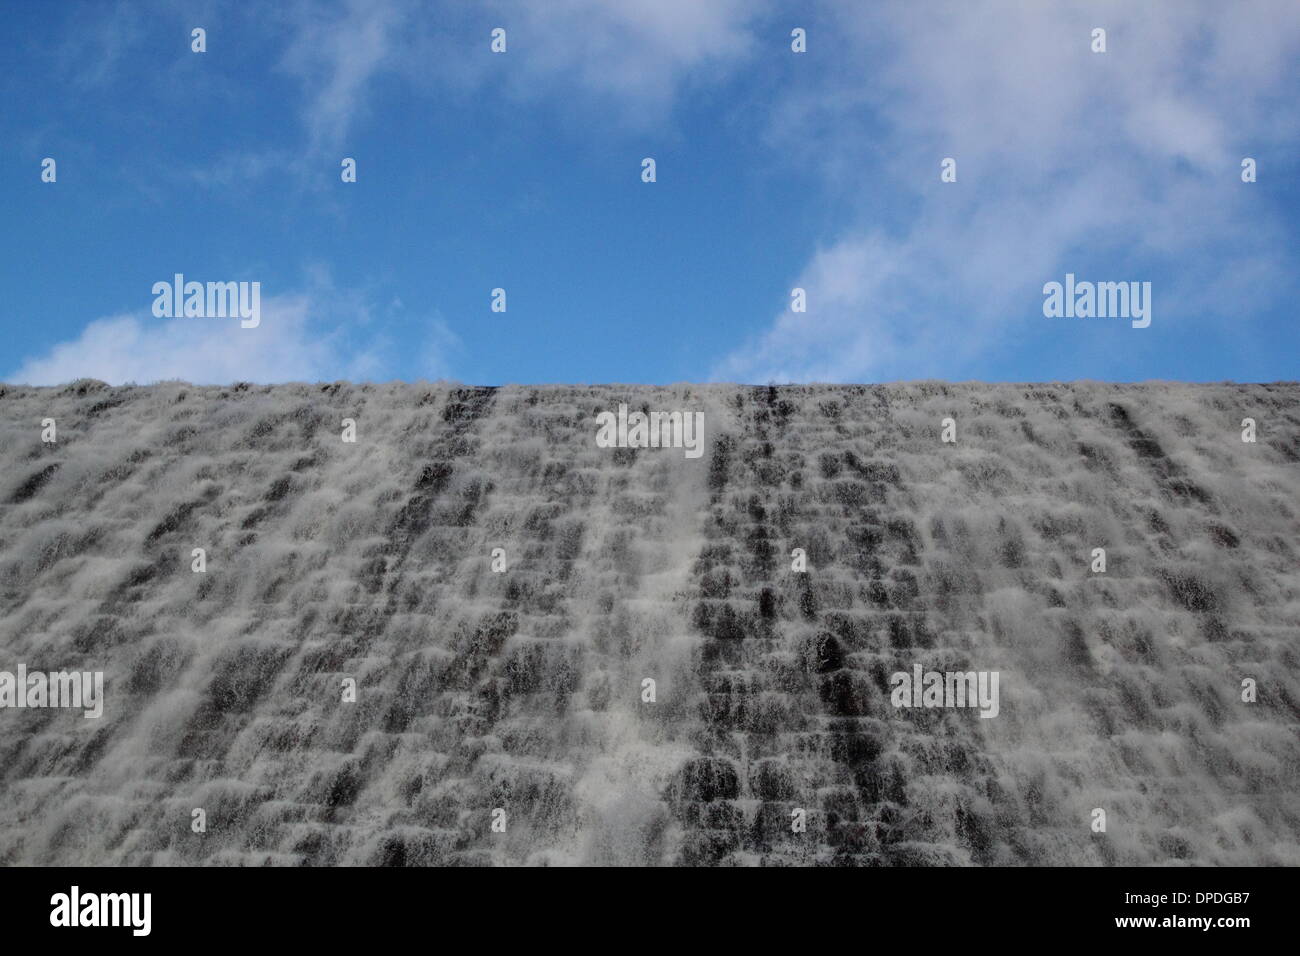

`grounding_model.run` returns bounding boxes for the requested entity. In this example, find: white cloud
[714,236,910,384]
[277,0,408,154]
[54,1,146,90]
[5,290,455,387]
[272,0,770,152]
[718,0,1300,383]
[485,0,769,116]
